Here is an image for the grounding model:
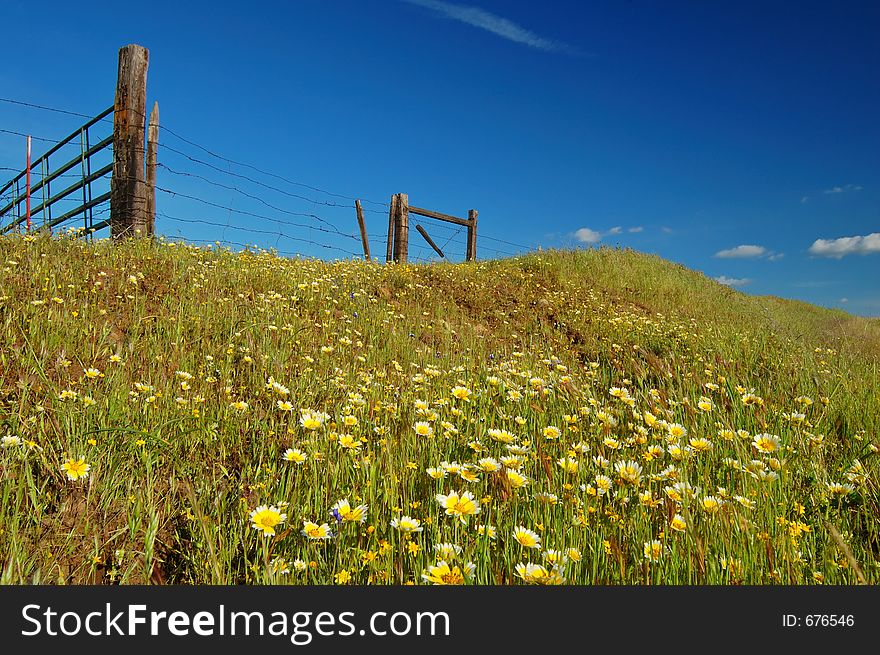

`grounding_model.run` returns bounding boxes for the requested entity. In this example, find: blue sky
[0,0,878,315]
